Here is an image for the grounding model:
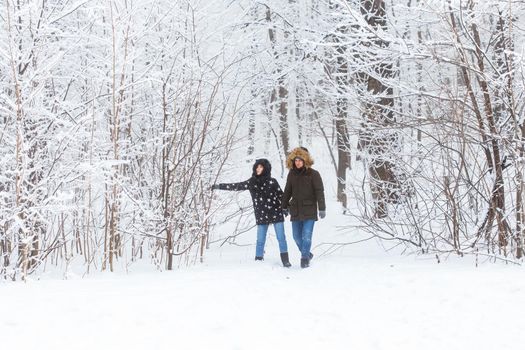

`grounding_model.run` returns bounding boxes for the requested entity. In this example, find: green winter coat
[282,148,326,221]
